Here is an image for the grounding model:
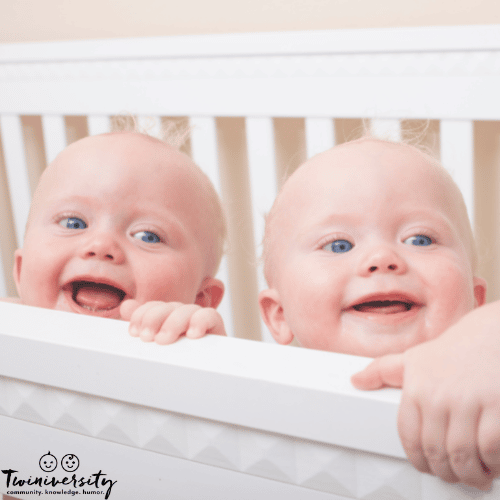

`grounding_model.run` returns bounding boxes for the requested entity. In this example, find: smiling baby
[259,137,486,357]
[6,131,226,343]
